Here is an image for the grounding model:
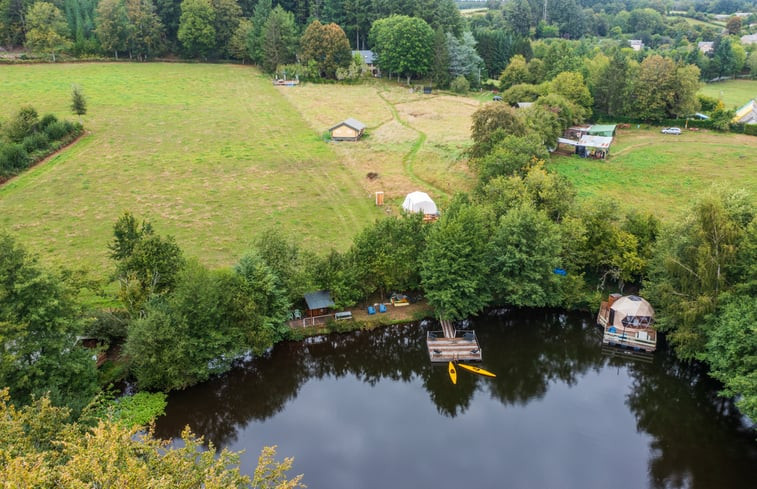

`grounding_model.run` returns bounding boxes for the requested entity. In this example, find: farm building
[576,135,613,159]
[587,124,617,137]
[329,118,366,141]
[597,294,657,352]
[402,191,439,220]
[733,100,757,124]
[629,40,644,51]
[741,34,757,45]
